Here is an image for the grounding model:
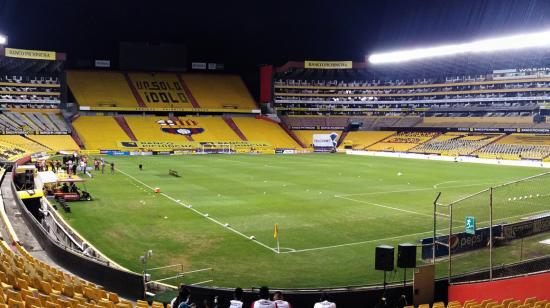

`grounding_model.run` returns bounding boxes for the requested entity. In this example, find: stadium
[0,1,549,307]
